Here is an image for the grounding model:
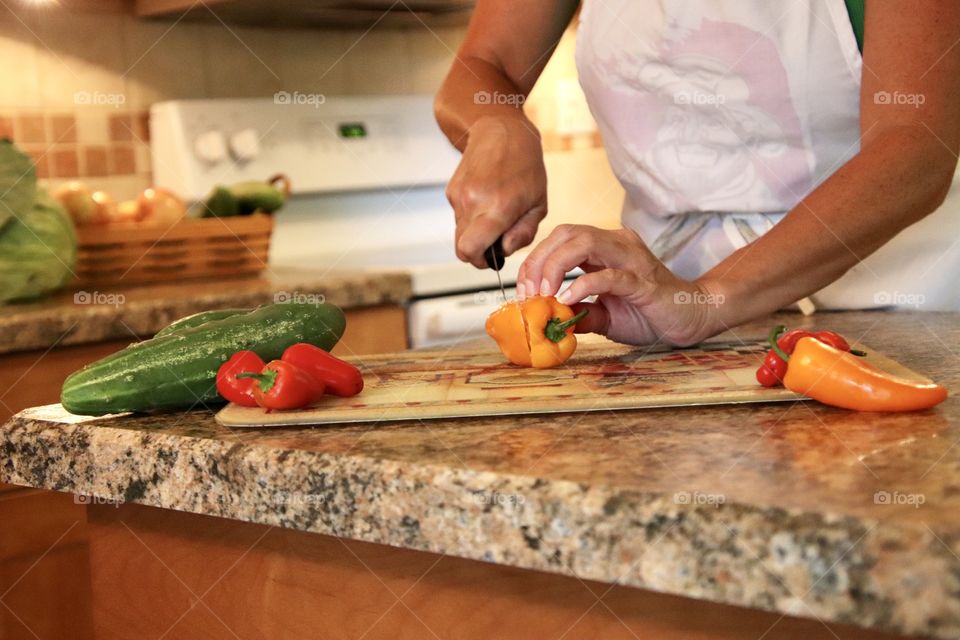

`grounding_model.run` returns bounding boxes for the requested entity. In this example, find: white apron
[575,0,960,311]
